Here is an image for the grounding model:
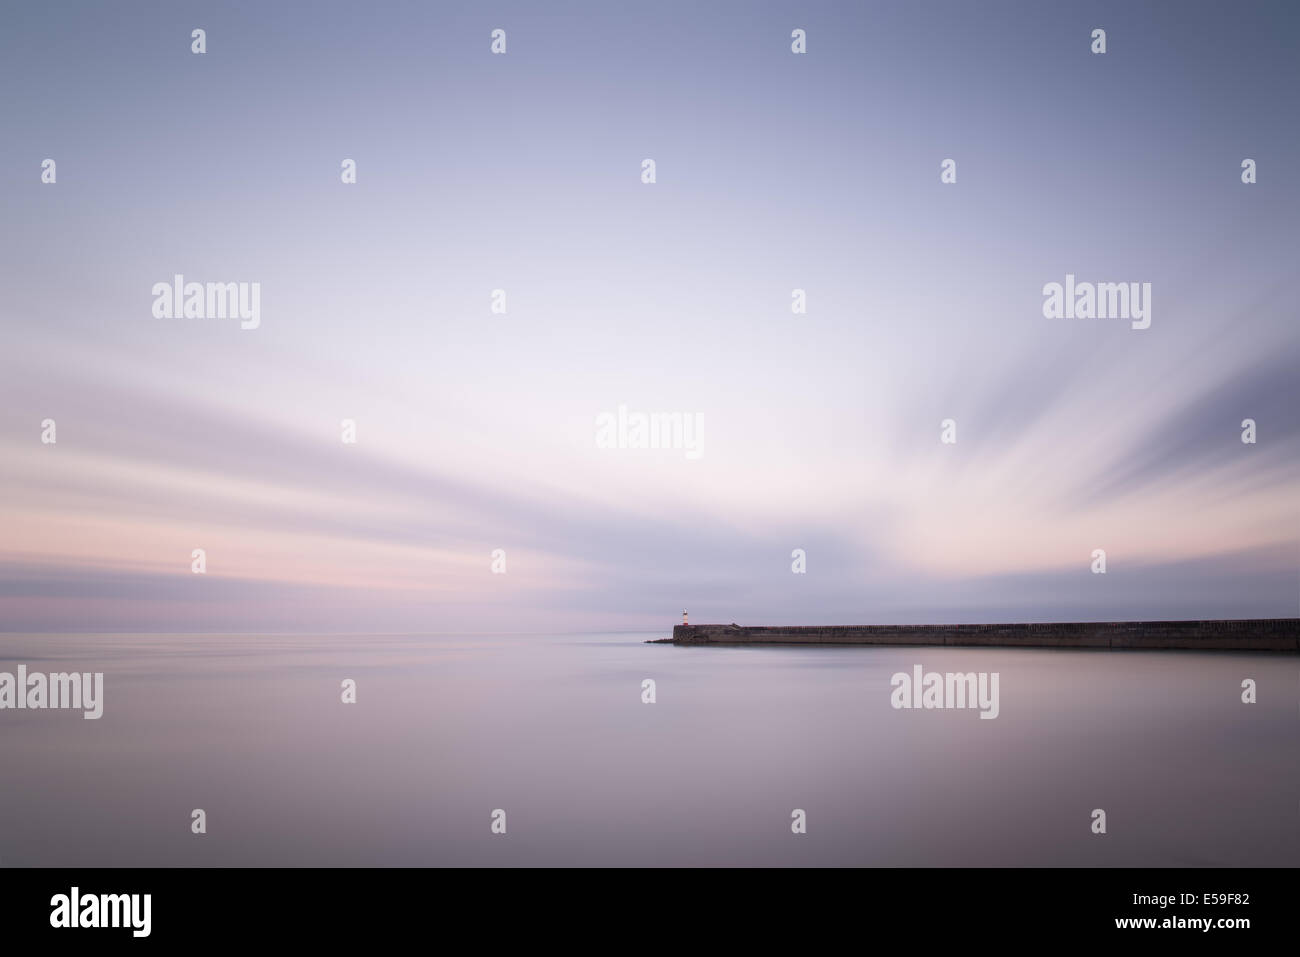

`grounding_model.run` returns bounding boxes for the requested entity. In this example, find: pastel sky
[2,0,1296,633]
